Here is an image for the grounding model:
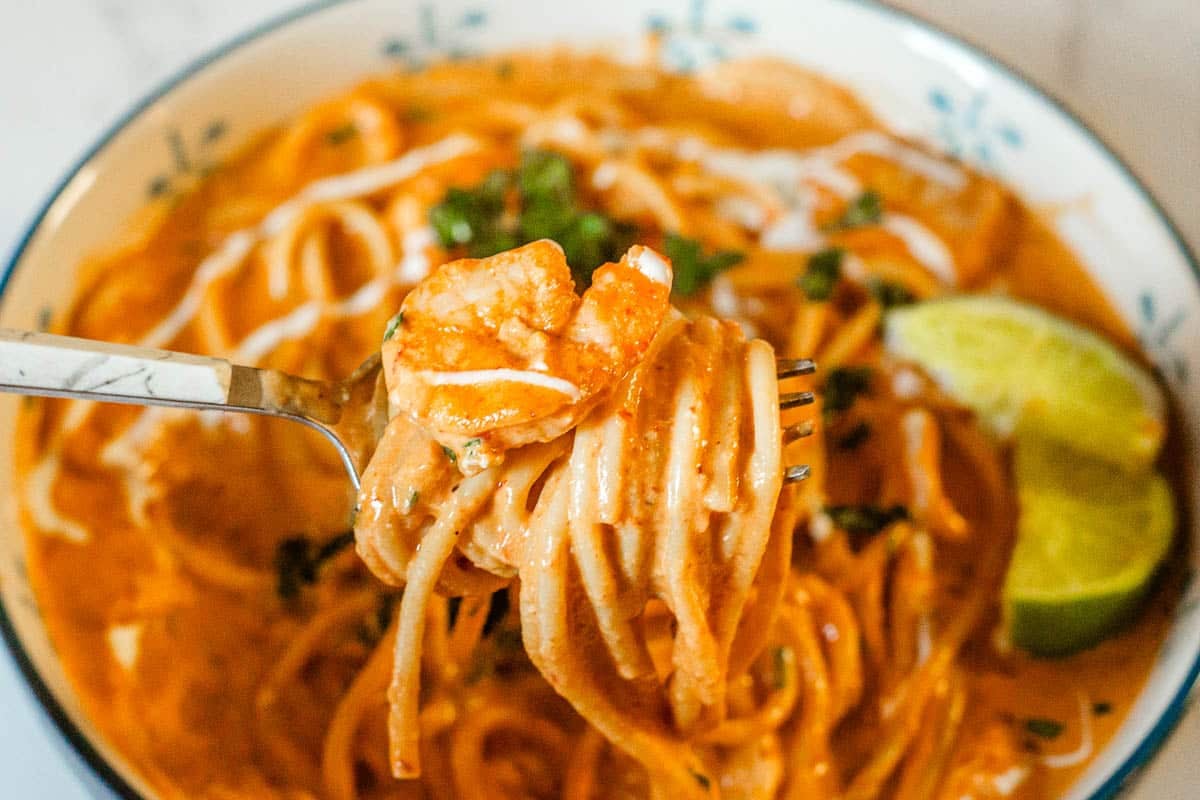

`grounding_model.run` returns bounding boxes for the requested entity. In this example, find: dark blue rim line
[853,3,1200,797]
[0,1,1197,798]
